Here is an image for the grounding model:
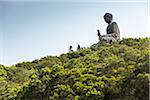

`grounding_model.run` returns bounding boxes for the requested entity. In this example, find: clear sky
[0,0,149,66]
